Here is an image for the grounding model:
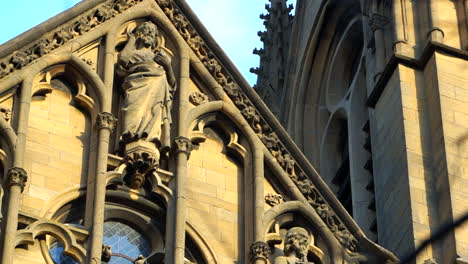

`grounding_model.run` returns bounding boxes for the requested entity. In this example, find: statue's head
[135,21,159,49]
[283,227,309,259]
